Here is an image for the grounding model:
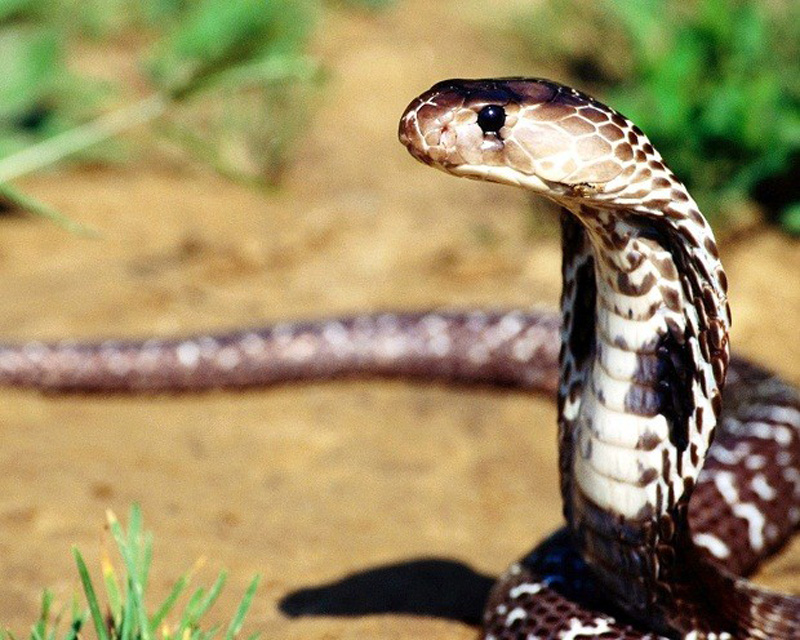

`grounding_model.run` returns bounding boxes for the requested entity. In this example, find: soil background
[0,2,798,638]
